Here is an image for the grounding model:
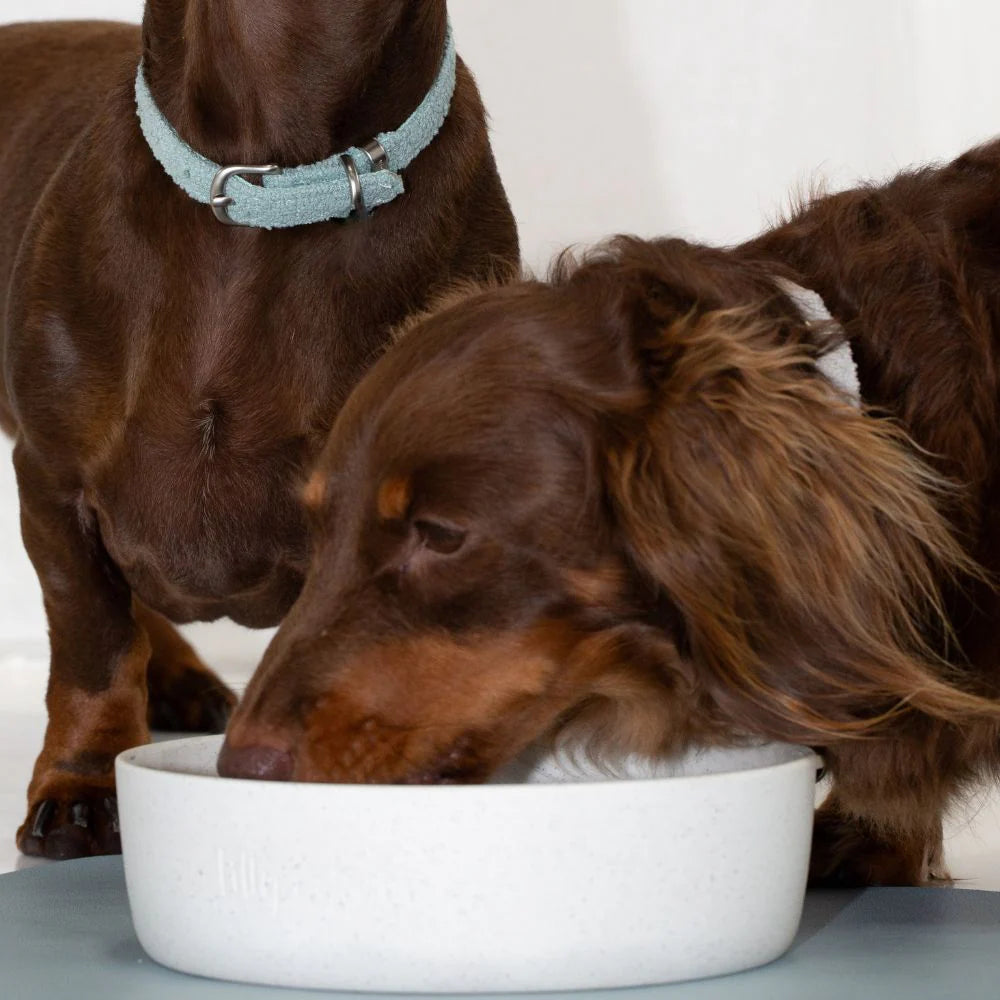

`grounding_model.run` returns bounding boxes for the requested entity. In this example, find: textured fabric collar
[134,26,457,229]
[775,278,861,404]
